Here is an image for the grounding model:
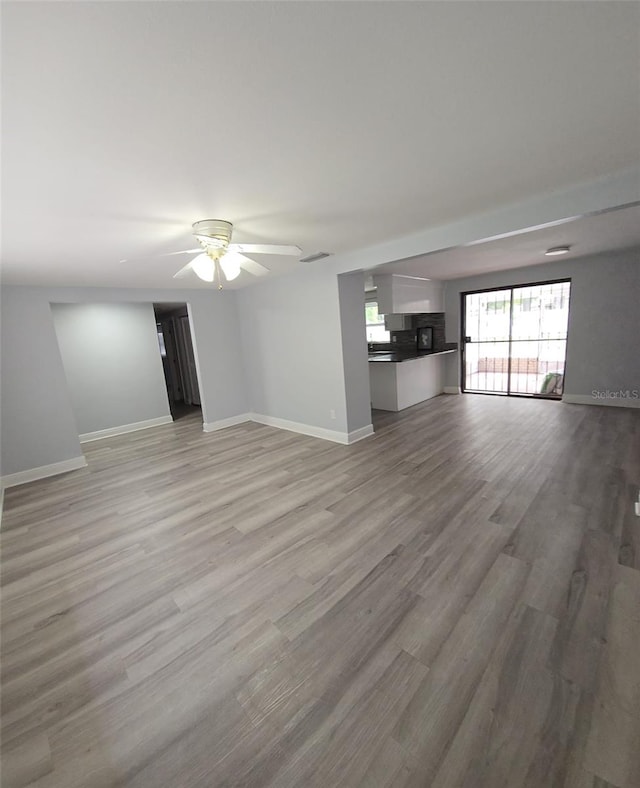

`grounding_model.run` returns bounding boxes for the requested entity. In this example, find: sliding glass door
[462,279,571,398]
